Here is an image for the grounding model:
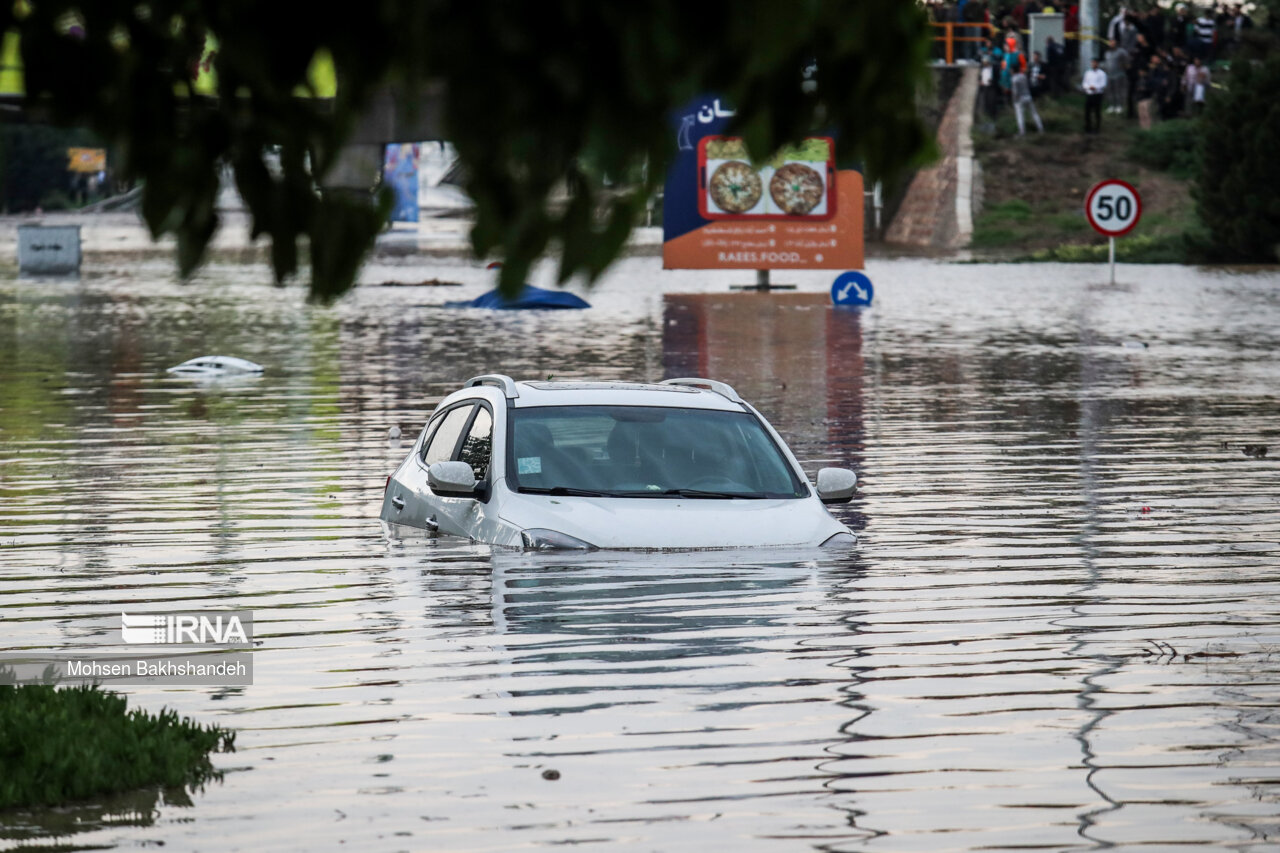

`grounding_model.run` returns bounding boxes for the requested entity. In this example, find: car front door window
[422,405,474,466]
[458,407,493,480]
